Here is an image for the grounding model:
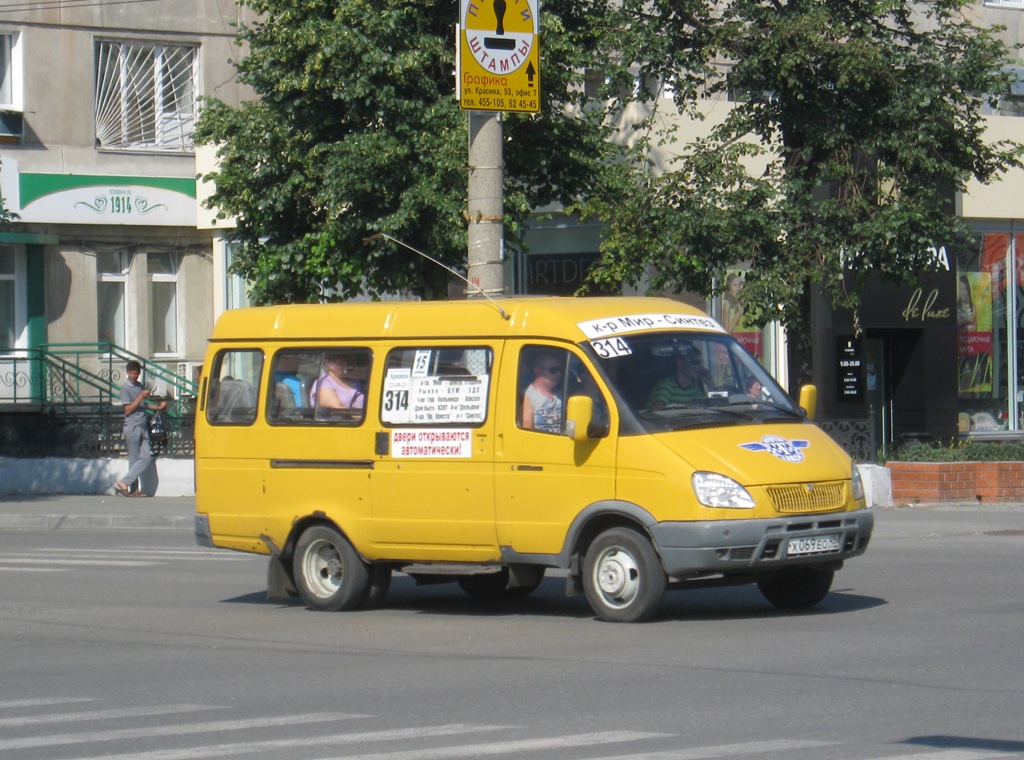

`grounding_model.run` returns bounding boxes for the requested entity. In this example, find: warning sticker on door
[391,429,474,458]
